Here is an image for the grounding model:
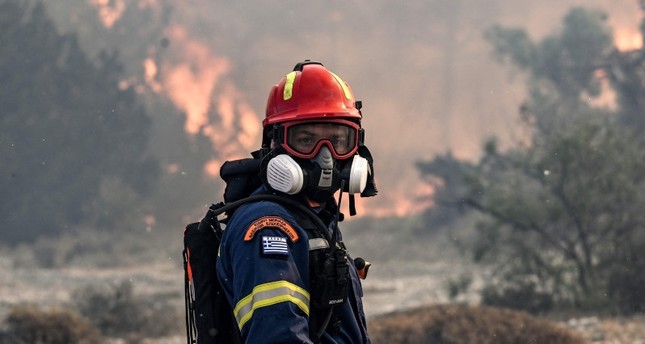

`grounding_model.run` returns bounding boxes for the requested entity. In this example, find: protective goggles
[275,119,362,159]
